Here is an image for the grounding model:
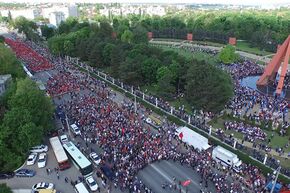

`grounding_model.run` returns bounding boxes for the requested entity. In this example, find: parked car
[70,124,81,136]
[37,153,47,168]
[27,153,38,166]
[30,145,48,153]
[0,172,14,179]
[89,152,101,165]
[100,166,114,181]
[85,176,98,192]
[15,169,35,177]
[60,134,68,144]
[31,182,54,191]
